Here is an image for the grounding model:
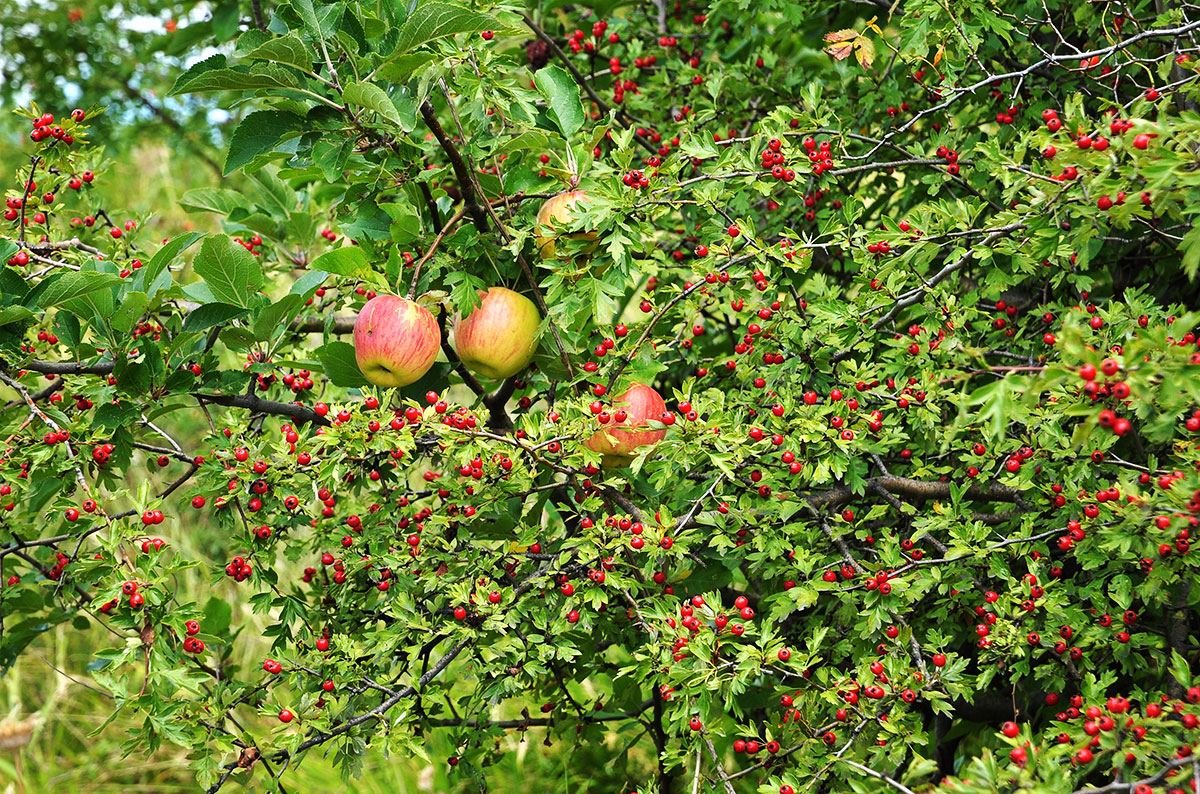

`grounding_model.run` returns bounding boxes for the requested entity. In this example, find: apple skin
[584,382,668,467]
[534,190,597,260]
[353,295,440,388]
[451,287,541,380]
